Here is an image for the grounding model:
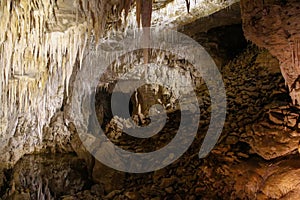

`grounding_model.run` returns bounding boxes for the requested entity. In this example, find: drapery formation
[0,0,110,167]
